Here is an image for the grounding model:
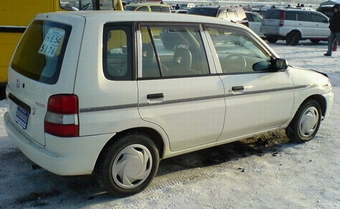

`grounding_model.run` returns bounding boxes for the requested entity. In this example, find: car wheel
[286,100,322,143]
[266,37,278,43]
[95,132,159,197]
[286,31,300,46]
[310,39,321,44]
